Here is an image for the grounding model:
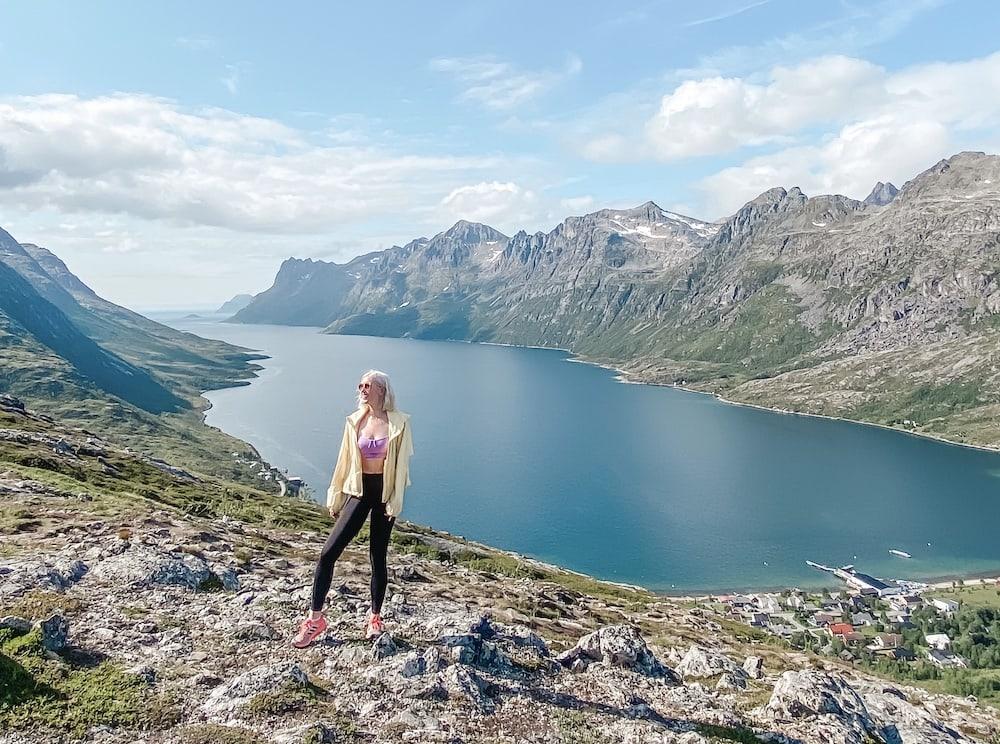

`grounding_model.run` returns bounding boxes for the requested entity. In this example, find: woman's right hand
[329,507,340,520]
